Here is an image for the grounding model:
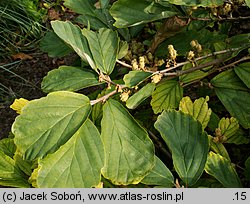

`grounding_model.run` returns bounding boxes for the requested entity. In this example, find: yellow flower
[151,74,163,84]
[168,45,177,61]
[10,98,29,114]
[120,91,130,102]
